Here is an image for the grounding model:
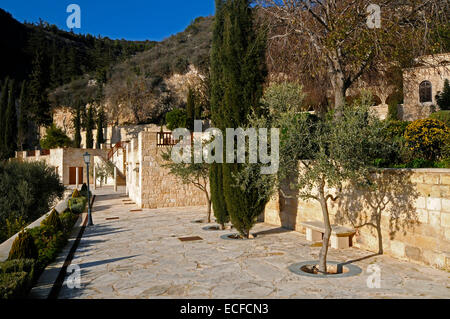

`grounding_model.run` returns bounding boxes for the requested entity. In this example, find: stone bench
[300,221,356,249]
